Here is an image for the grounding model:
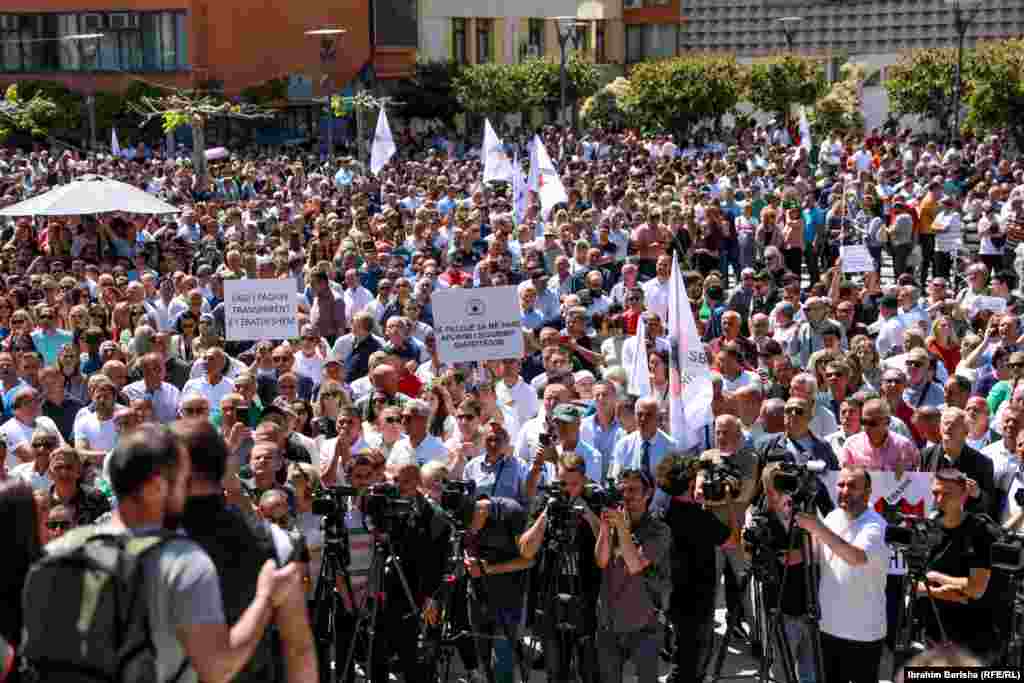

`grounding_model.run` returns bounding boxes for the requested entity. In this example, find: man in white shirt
[642,255,672,324]
[2,386,64,468]
[342,269,374,328]
[74,376,120,469]
[496,358,539,426]
[182,348,235,416]
[10,425,60,490]
[796,466,888,683]
[387,399,448,468]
